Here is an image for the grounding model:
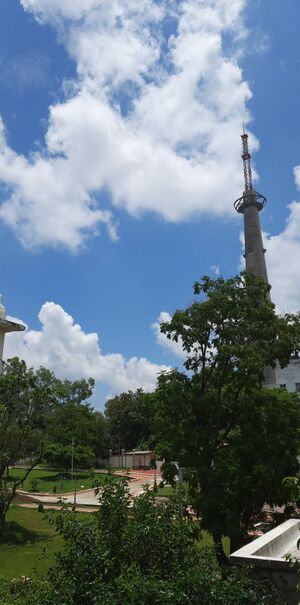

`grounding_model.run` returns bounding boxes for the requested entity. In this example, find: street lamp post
[71,437,77,509]
[171,461,184,520]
